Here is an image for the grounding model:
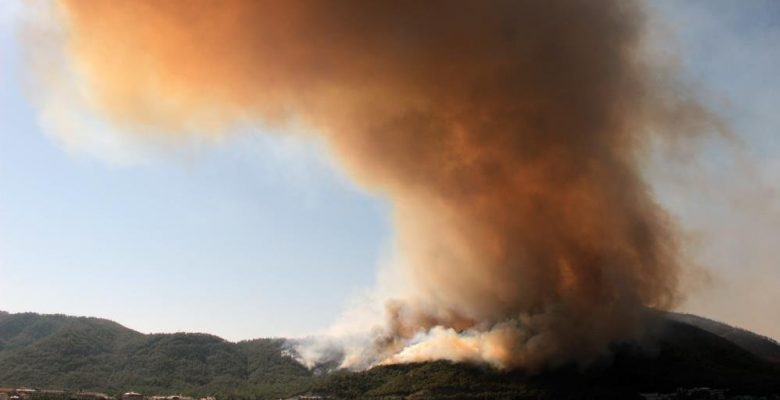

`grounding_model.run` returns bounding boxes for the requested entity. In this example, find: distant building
[78,392,112,400]
[0,388,15,400]
[121,392,143,400]
[40,390,66,396]
[15,389,36,399]
[150,395,191,400]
